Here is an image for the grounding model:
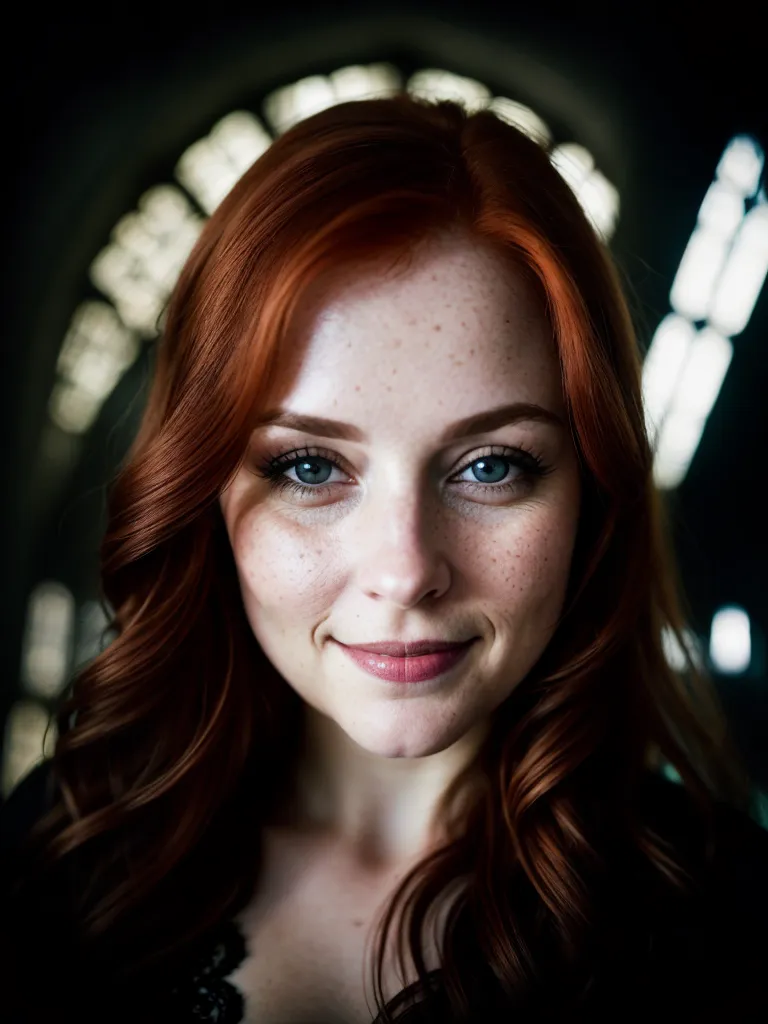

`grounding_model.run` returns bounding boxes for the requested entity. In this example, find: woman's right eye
[253,448,350,499]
